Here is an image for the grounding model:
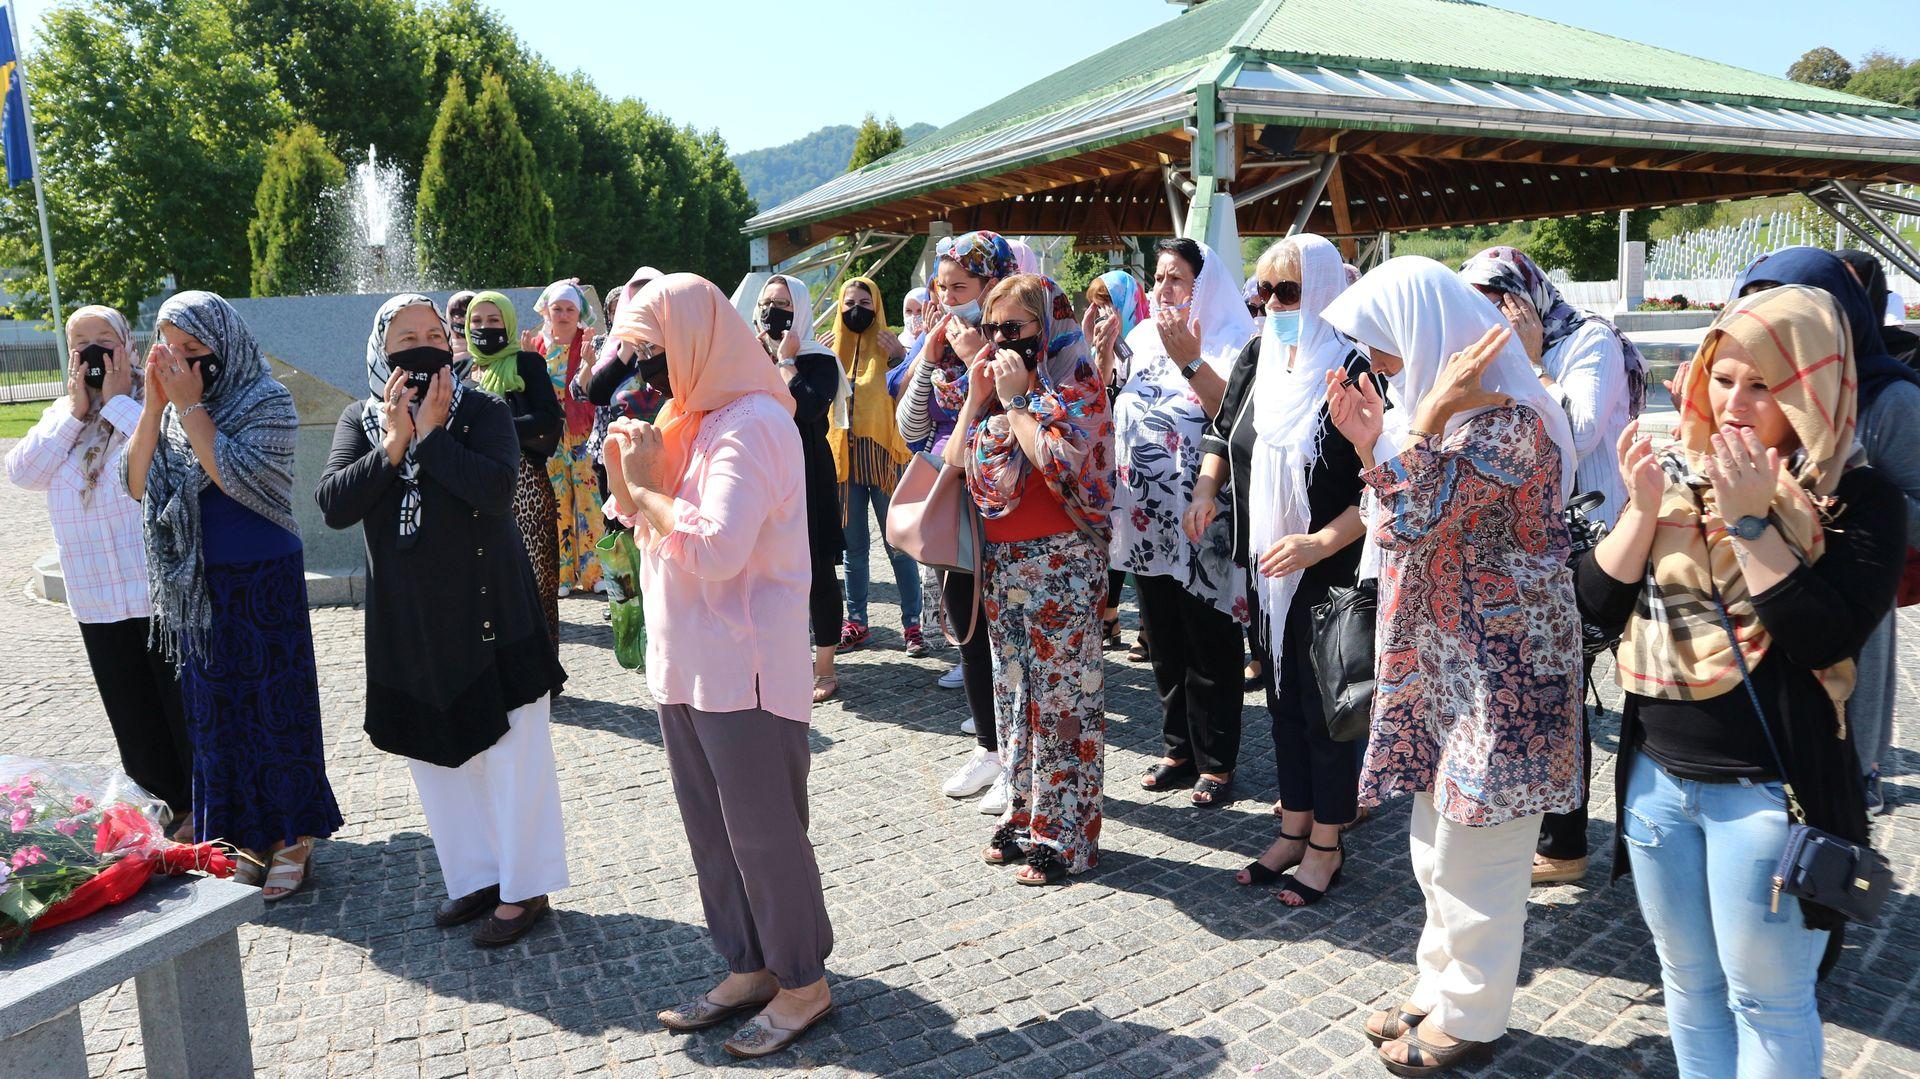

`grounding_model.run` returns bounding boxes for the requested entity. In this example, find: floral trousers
[983,530,1106,874]
[546,430,604,591]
